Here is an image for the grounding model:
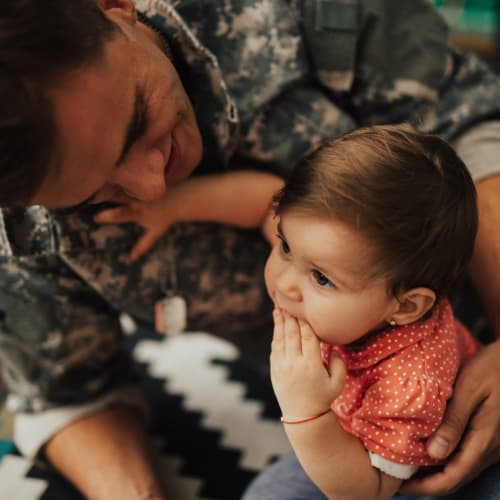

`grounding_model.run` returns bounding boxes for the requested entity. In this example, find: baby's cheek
[263,253,275,300]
